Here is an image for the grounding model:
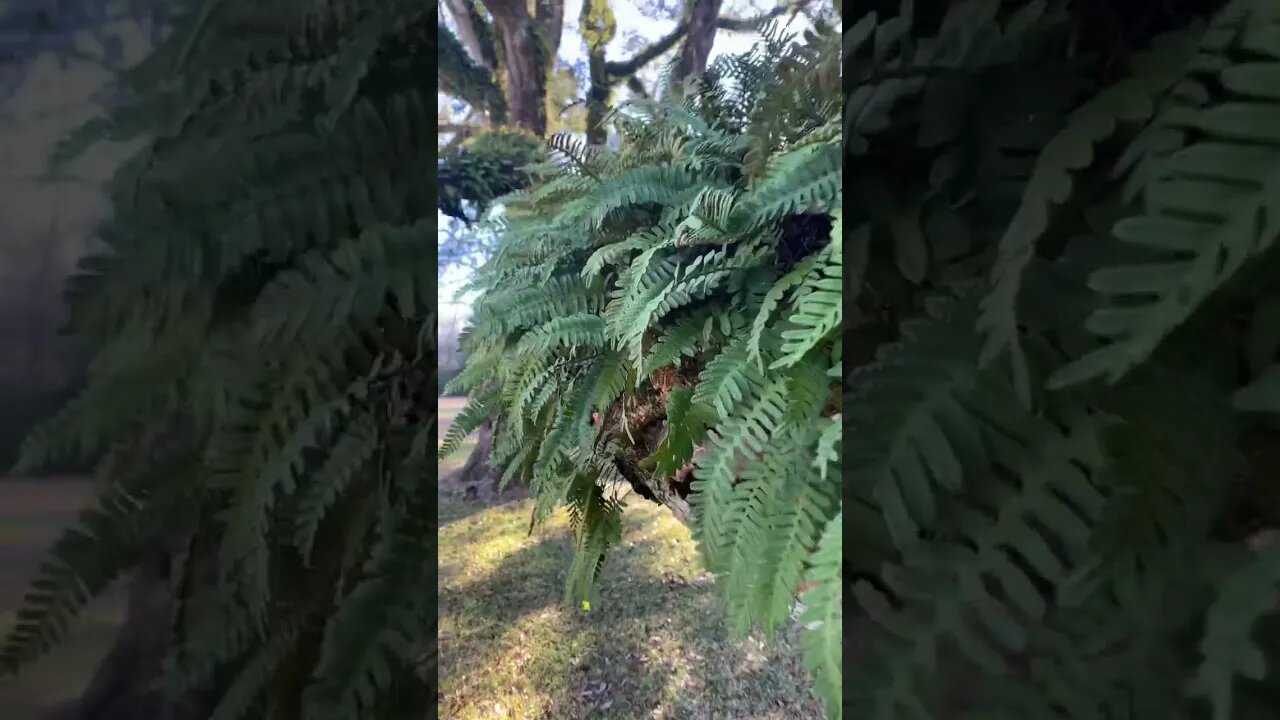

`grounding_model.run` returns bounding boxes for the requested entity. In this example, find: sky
[438,0,813,323]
